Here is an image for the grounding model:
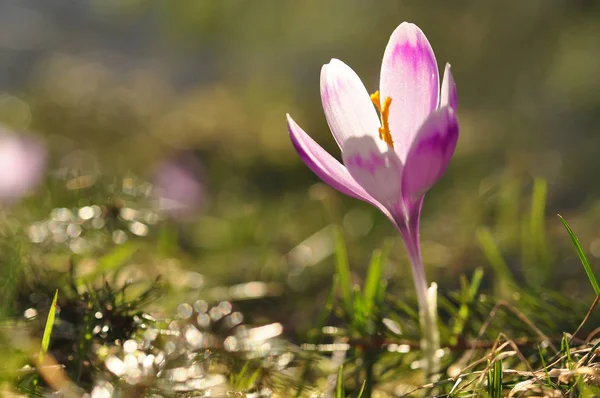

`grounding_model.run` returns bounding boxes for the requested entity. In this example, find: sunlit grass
[39,290,58,363]
[1,173,599,397]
